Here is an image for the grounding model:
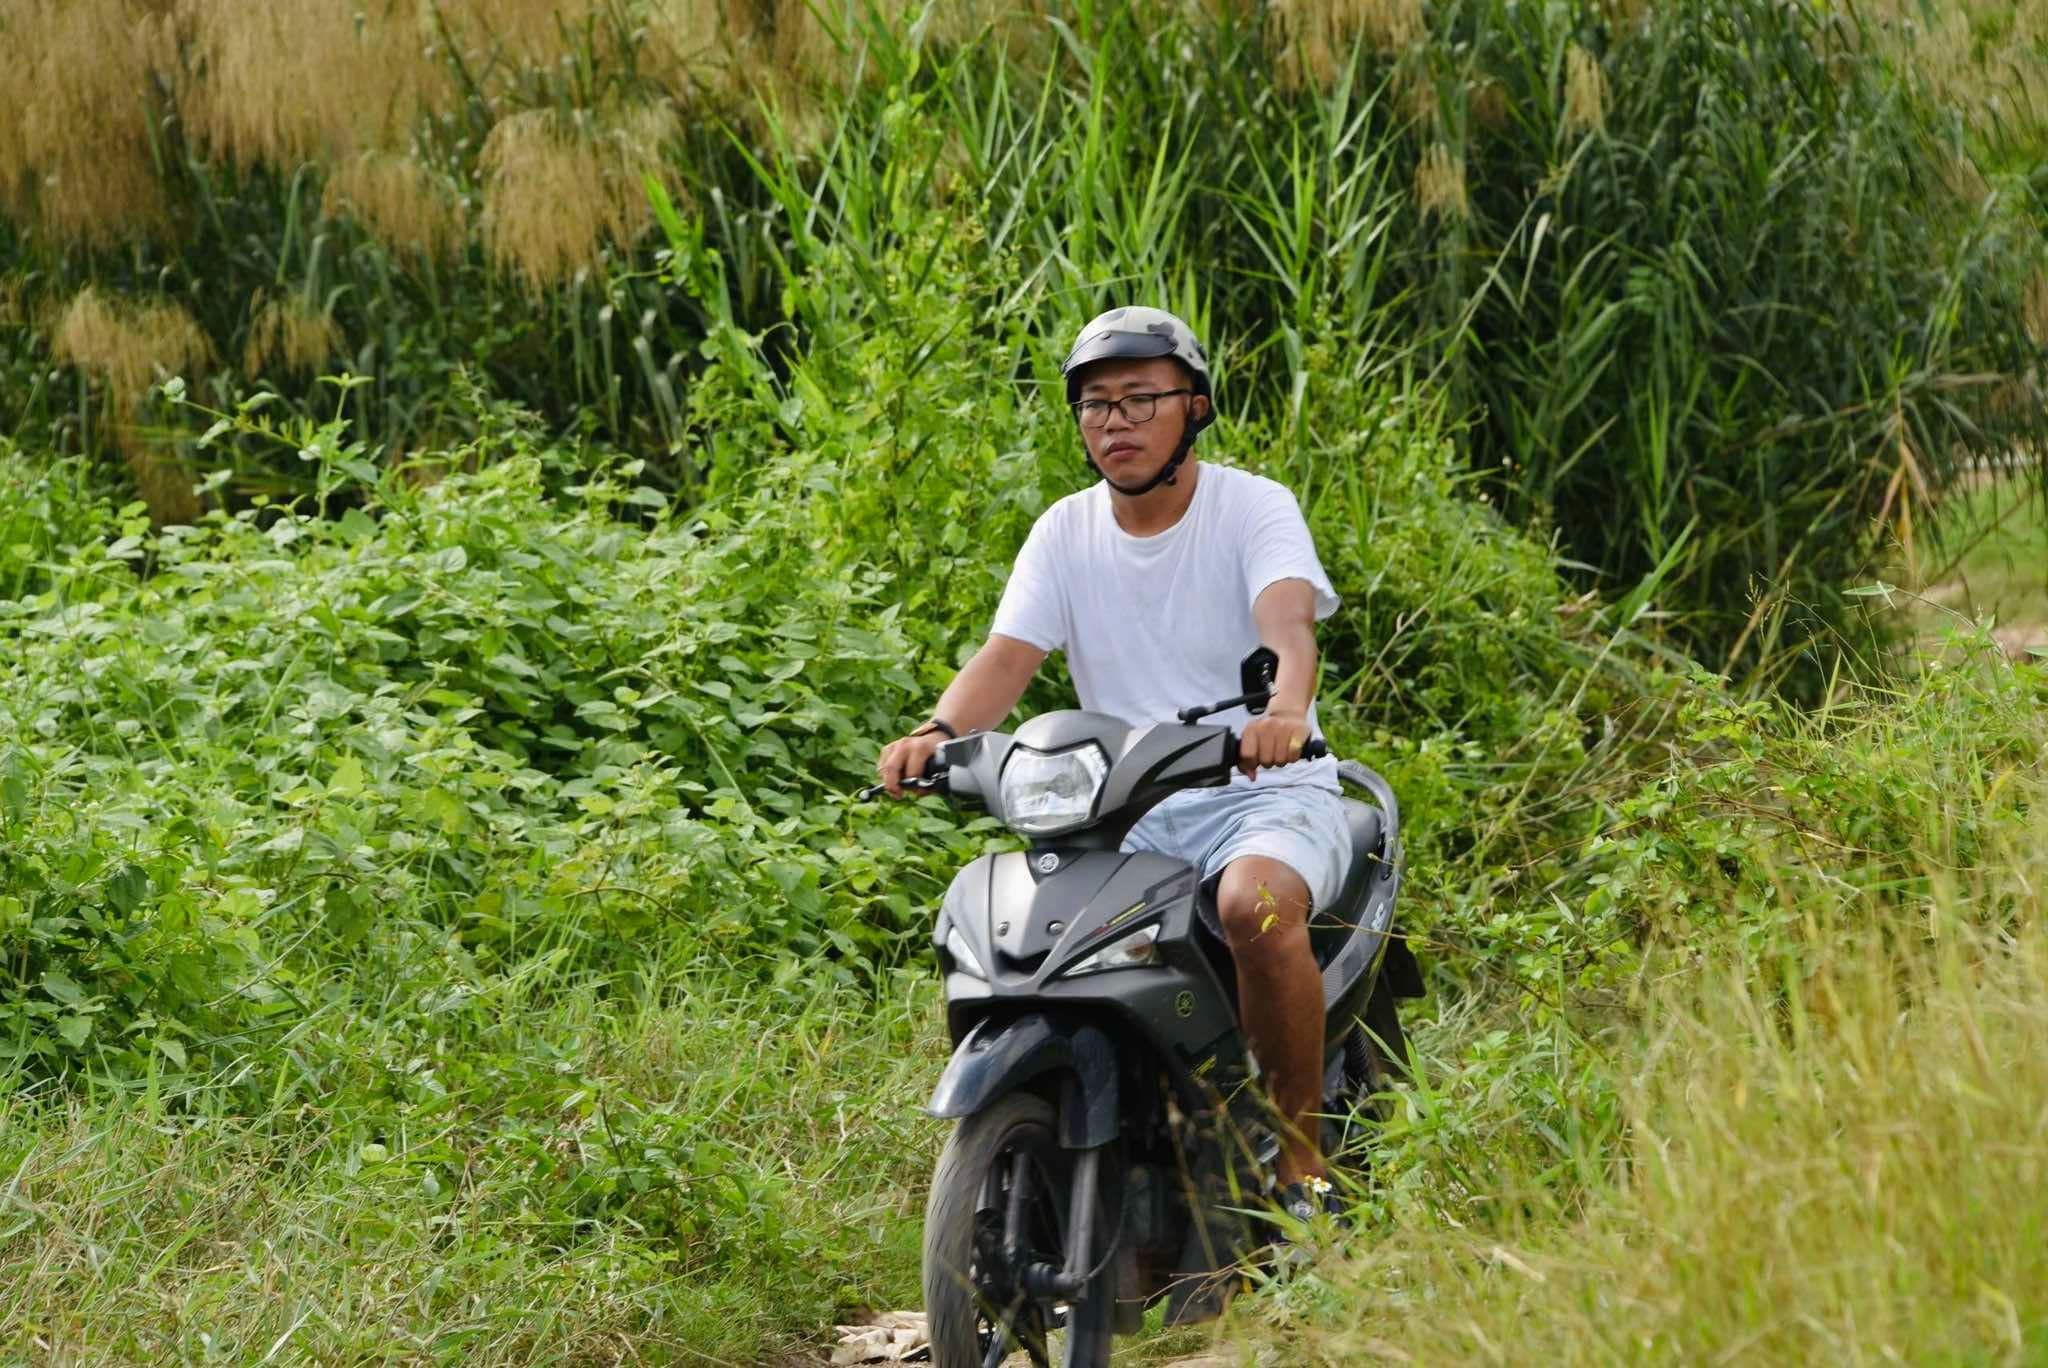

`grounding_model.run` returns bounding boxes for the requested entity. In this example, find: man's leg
[1214,855,1323,1186]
